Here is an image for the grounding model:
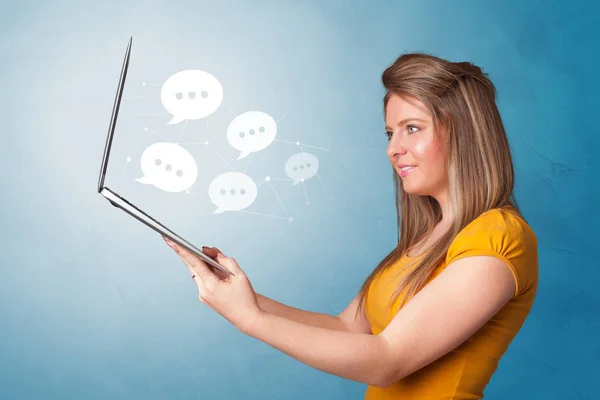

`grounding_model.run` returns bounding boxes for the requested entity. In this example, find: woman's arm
[169,242,515,388]
[245,256,516,387]
[256,292,373,334]
[246,312,390,386]
[256,294,347,331]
